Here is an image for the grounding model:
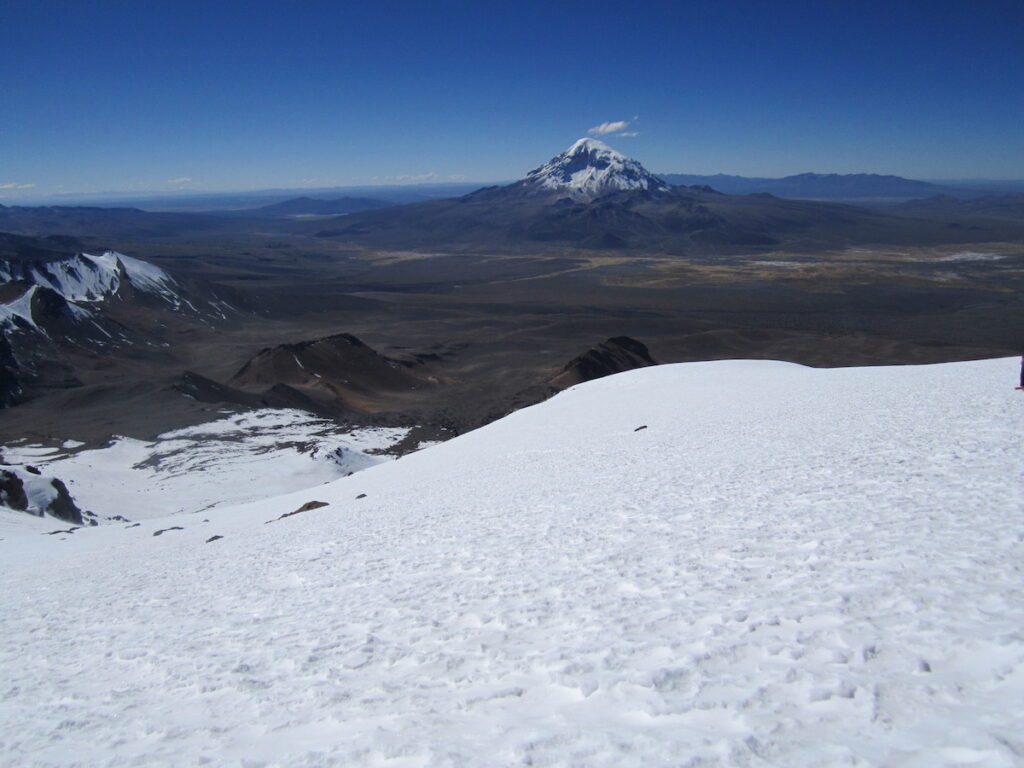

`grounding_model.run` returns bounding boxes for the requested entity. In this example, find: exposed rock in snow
[0,466,84,524]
